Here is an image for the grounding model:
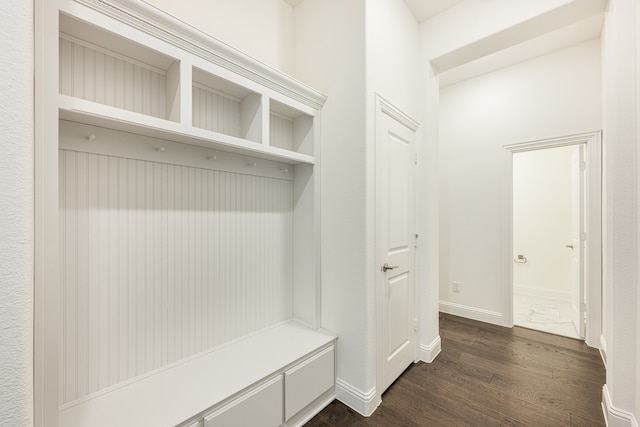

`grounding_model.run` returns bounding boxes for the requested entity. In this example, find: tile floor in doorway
[514,292,581,339]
